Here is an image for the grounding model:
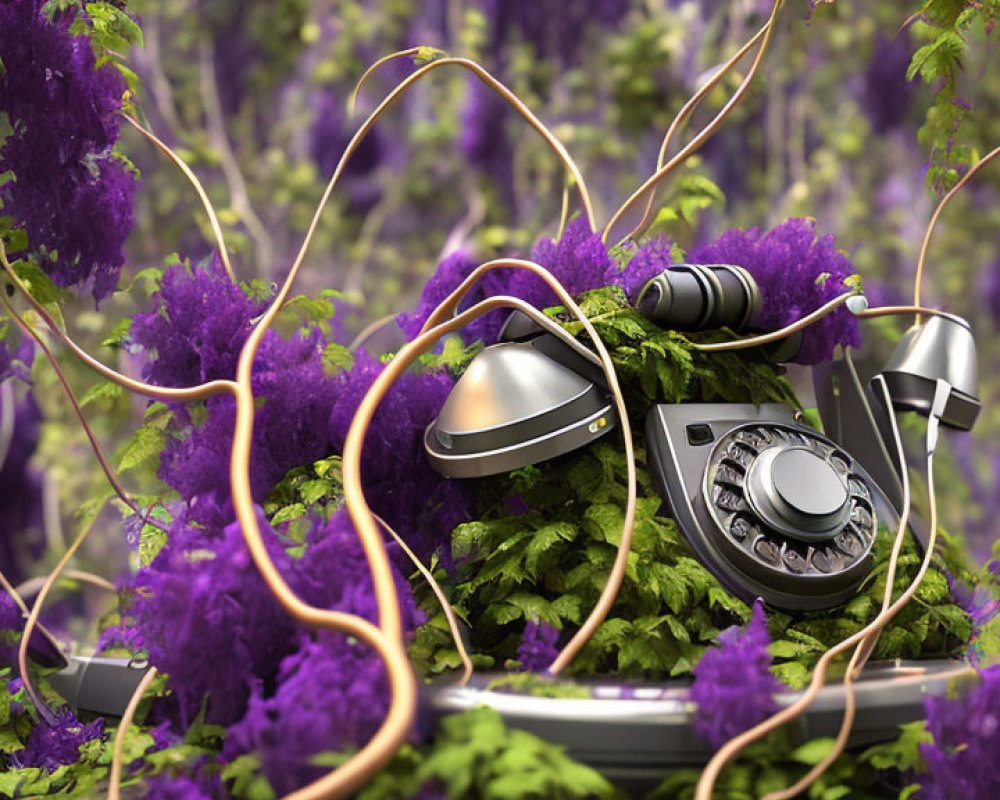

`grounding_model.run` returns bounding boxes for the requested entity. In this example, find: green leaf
[10,258,62,304]
[322,342,354,374]
[222,753,277,800]
[79,379,126,408]
[861,720,932,771]
[790,737,836,765]
[115,421,167,473]
[101,317,133,349]
[272,503,307,526]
